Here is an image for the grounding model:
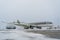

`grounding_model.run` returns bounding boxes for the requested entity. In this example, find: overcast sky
[0,0,60,25]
